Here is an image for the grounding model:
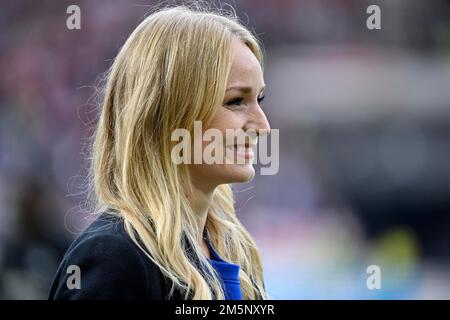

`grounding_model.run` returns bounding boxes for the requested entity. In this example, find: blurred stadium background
[1,0,449,299]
